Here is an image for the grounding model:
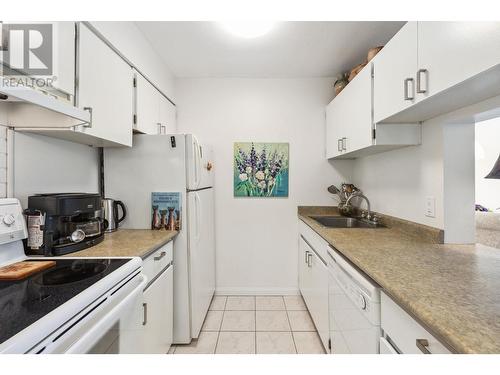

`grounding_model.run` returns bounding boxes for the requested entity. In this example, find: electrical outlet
[425,196,436,218]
